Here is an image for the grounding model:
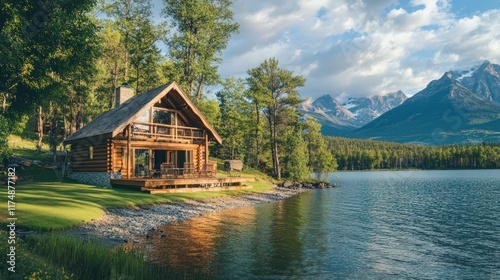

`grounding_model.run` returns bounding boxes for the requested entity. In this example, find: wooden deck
[110,176,255,194]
